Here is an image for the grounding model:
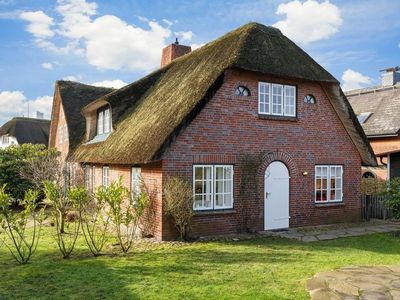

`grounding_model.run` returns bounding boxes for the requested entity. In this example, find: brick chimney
[380,66,400,87]
[160,38,191,68]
